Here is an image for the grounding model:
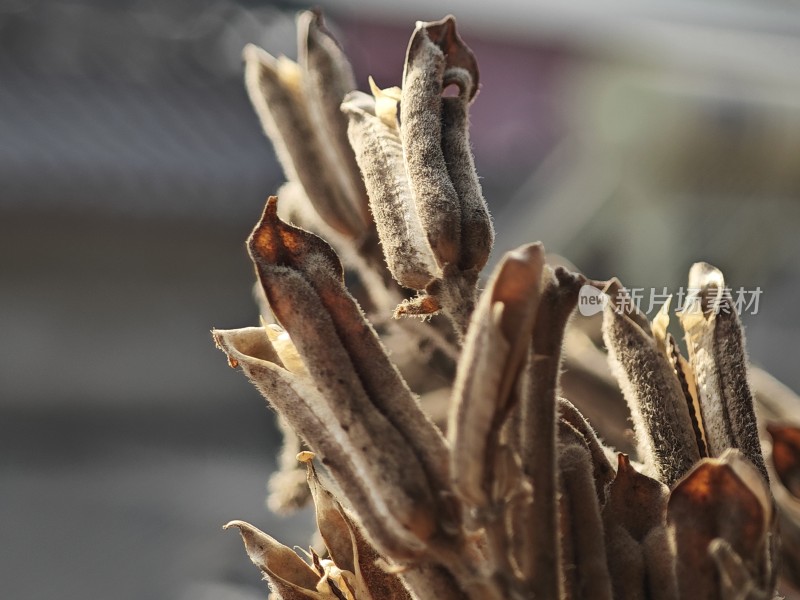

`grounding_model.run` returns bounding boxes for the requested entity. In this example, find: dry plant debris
[212,11,800,600]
